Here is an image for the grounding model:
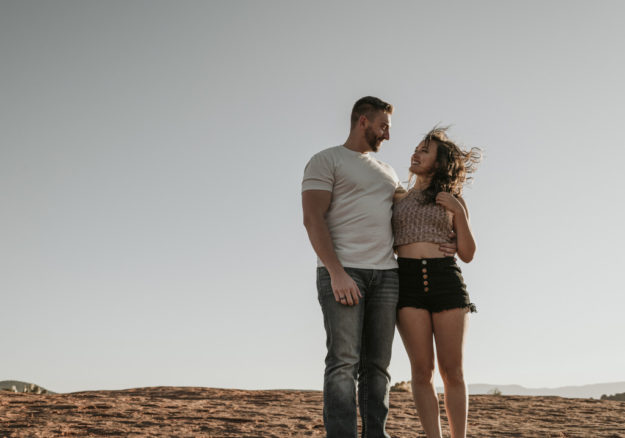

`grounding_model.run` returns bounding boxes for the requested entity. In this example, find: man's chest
[334,158,396,194]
